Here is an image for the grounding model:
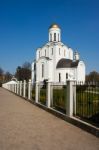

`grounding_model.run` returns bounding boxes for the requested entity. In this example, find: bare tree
[15,62,31,81]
